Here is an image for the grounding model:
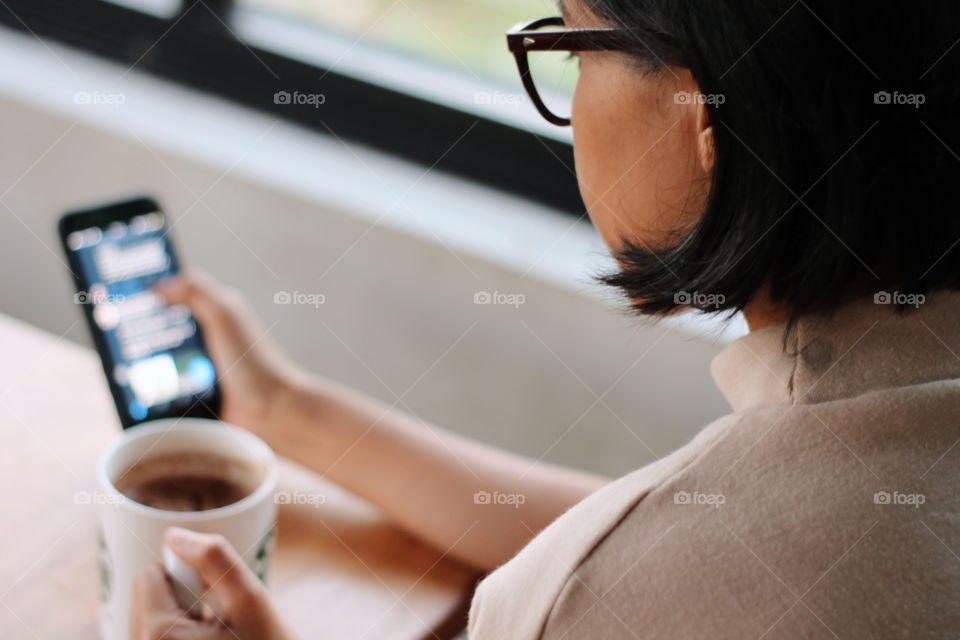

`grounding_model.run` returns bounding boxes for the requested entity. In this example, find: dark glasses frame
[507,16,632,126]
